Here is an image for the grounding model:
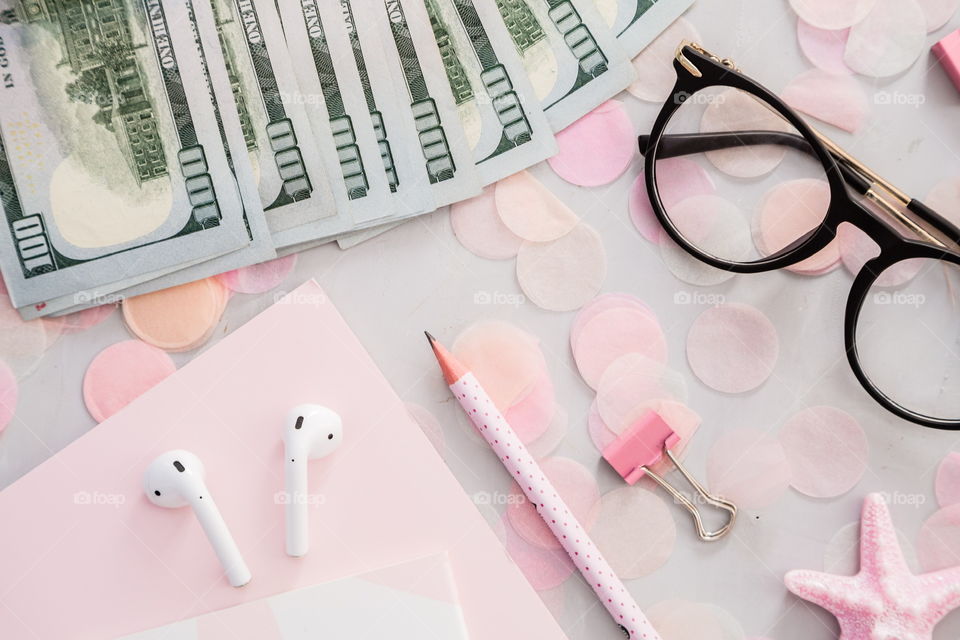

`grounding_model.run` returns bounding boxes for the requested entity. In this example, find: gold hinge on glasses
[675,41,740,78]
